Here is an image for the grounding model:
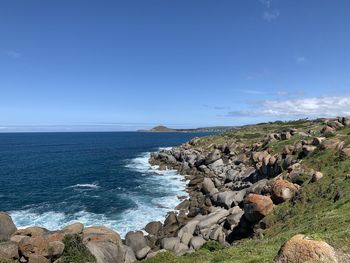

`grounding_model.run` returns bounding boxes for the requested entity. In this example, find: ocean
[0,132,211,237]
